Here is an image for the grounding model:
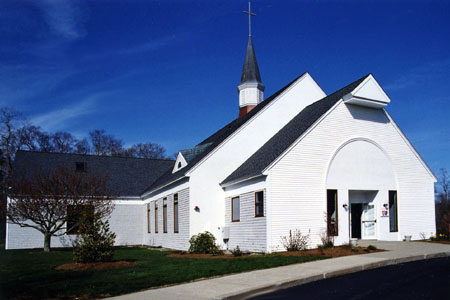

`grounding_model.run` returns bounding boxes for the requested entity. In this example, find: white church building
[6,27,437,252]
